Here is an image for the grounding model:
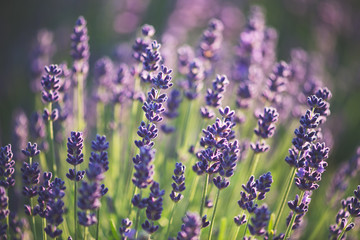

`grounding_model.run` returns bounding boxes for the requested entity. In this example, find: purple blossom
[0,144,15,189]
[170,163,186,202]
[177,212,202,240]
[71,16,90,77]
